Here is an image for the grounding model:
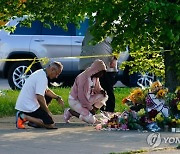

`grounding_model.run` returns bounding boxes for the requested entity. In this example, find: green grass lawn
[0,87,131,117]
